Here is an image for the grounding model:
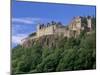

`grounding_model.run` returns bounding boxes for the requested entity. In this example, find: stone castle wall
[20,16,93,45]
[36,16,93,38]
[37,24,71,38]
[37,25,56,37]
